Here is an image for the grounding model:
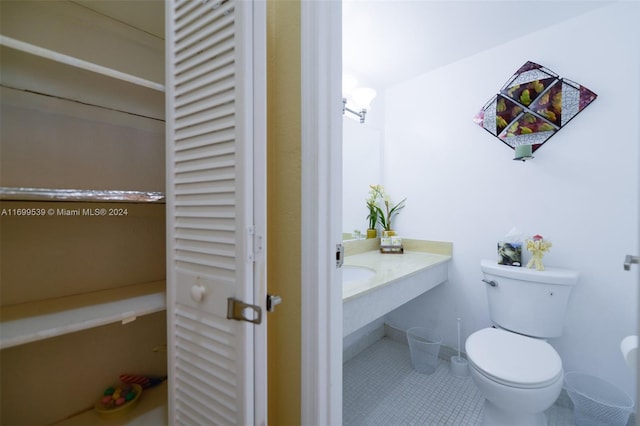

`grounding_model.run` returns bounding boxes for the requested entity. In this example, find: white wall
[342,92,386,236]
[383,2,639,399]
